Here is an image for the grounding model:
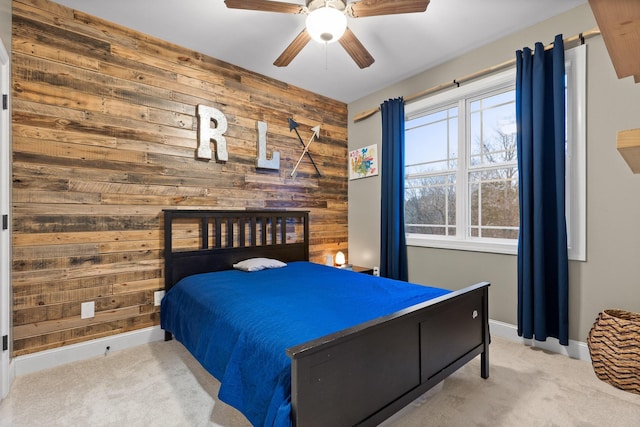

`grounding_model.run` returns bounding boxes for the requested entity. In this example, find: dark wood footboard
[287,281,490,427]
